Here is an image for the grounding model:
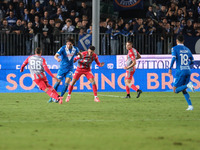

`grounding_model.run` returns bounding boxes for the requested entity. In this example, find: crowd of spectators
[0,0,200,55]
